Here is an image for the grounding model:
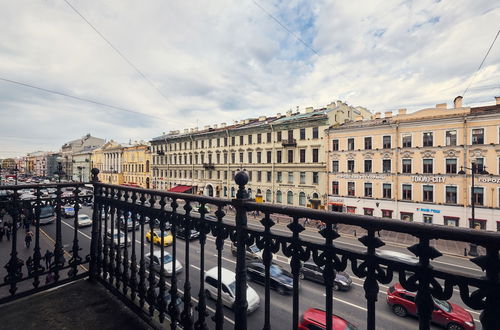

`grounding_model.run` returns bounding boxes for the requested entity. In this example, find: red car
[298,308,357,330]
[386,283,475,330]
